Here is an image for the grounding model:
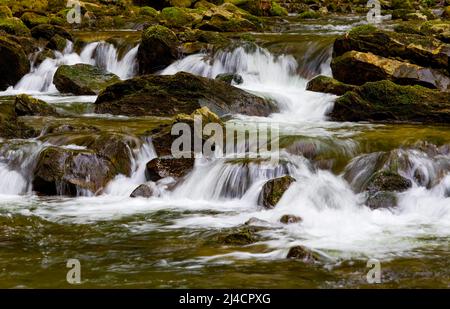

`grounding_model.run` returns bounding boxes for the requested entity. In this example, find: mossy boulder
[259,175,295,208]
[30,24,72,41]
[0,17,31,36]
[334,26,450,74]
[331,80,450,123]
[0,36,30,90]
[160,7,201,28]
[95,71,278,117]
[53,64,120,95]
[270,1,288,16]
[198,4,259,32]
[20,12,50,28]
[137,25,179,74]
[39,132,139,178]
[367,170,412,194]
[306,75,358,96]
[139,6,159,17]
[14,94,58,116]
[32,146,118,196]
[0,5,12,18]
[0,103,37,139]
[420,21,450,43]
[331,51,450,91]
